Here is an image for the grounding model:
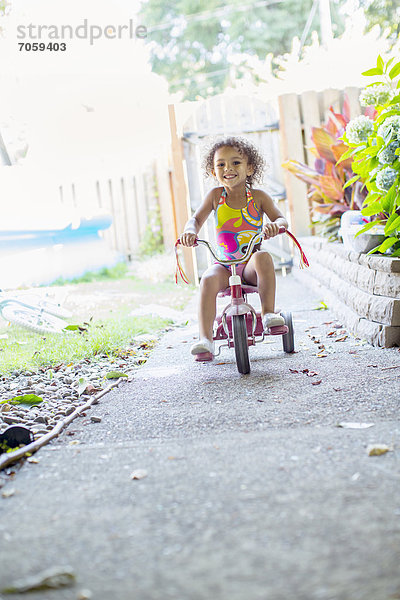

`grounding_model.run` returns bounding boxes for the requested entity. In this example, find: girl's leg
[198,264,230,341]
[242,251,277,316]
